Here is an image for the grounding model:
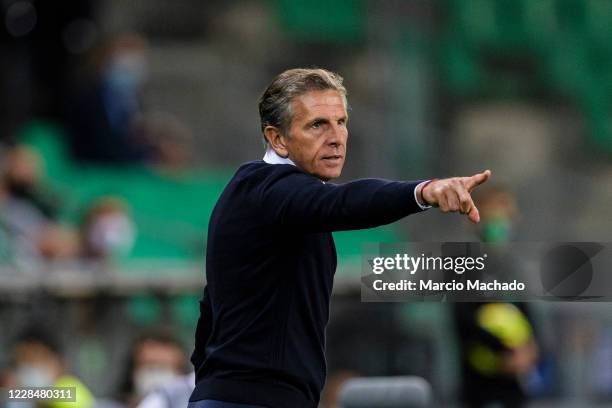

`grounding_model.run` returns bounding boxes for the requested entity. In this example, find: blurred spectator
[79,197,135,261]
[454,302,538,408]
[2,145,60,219]
[8,327,95,408]
[117,329,189,408]
[319,370,357,408]
[66,33,152,164]
[473,185,518,244]
[453,186,538,408]
[37,224,80,260]
[0,145,78,264]
[134,112,194,174]
[136,372,194,408]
